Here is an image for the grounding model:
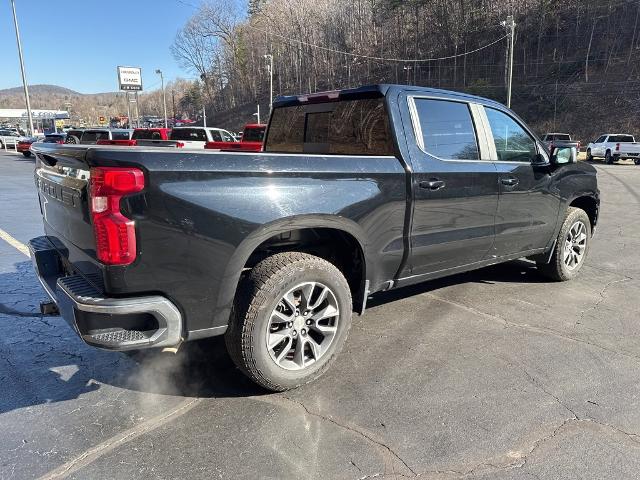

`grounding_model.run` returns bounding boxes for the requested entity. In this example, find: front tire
[586,148,593,161]
[634,158,640,165]
[538,207,591,281]
[22,151,31,157]
[225,252,353,391]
